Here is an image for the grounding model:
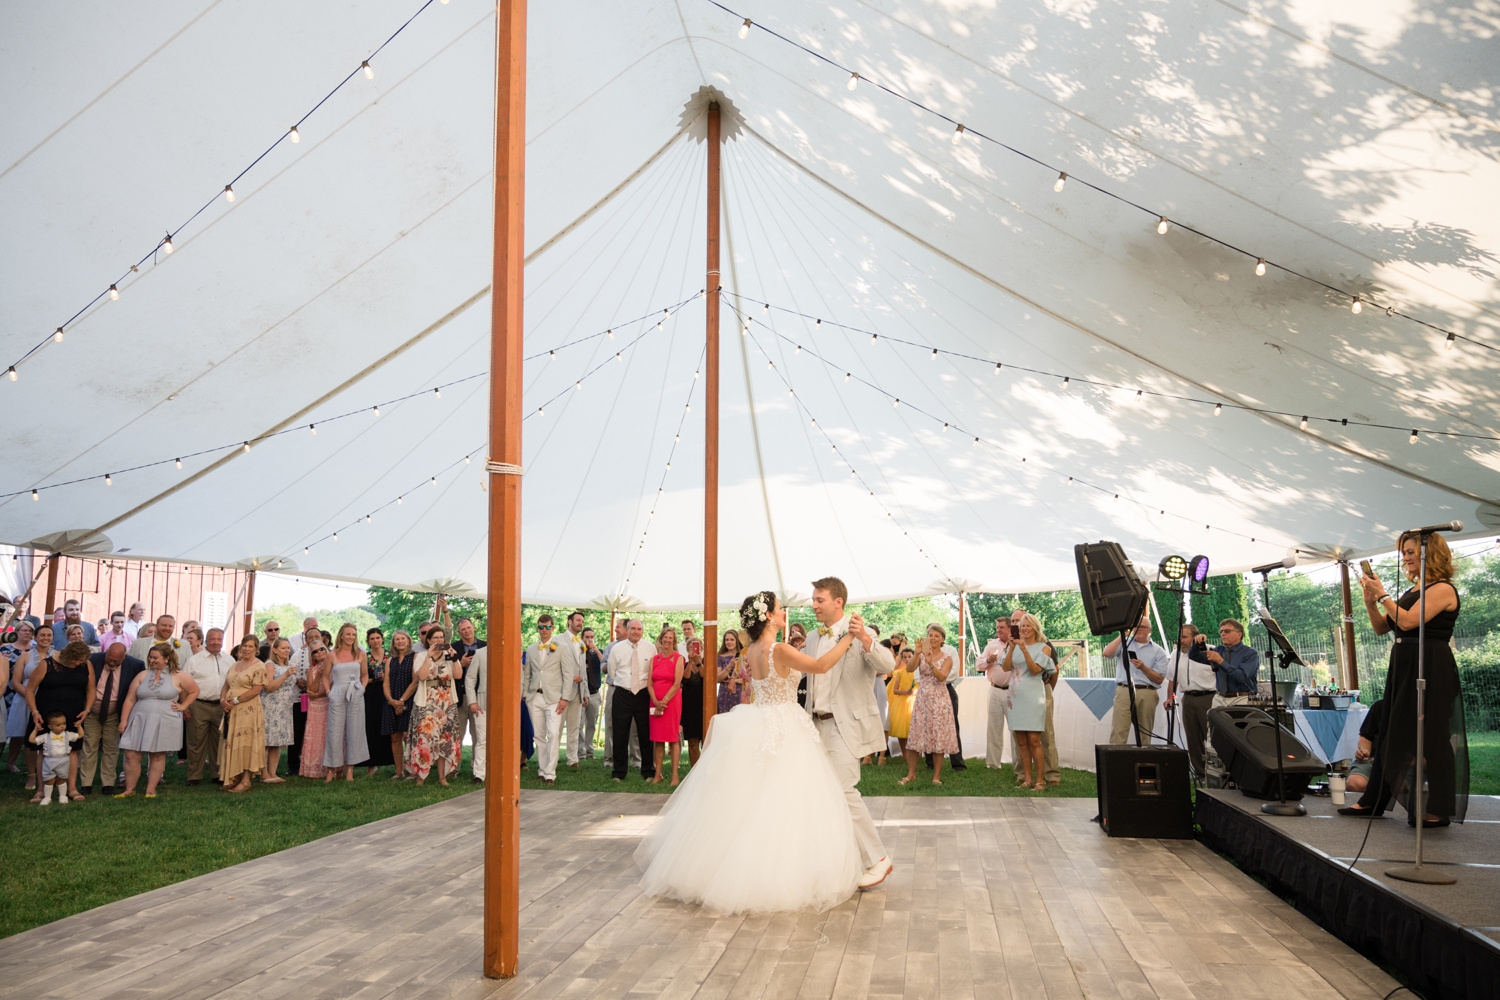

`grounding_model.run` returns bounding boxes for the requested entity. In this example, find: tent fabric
[2,0,1497,609]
